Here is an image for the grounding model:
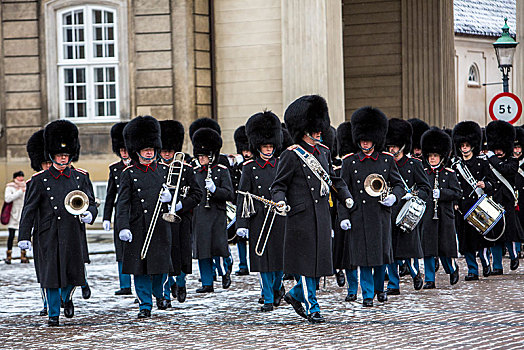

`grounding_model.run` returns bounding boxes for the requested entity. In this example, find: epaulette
[408,156,421,162]
[317,143,329,150]
[122,165,133,172]
[342,153,354,160]
[382,151,394,157]
[75,168,88,175]
[243,159,254,165]
[109,160,120,167]
[445,167,455,172]
[287,144,298,151]
[32,170,45,177]
[217,164,228,169]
